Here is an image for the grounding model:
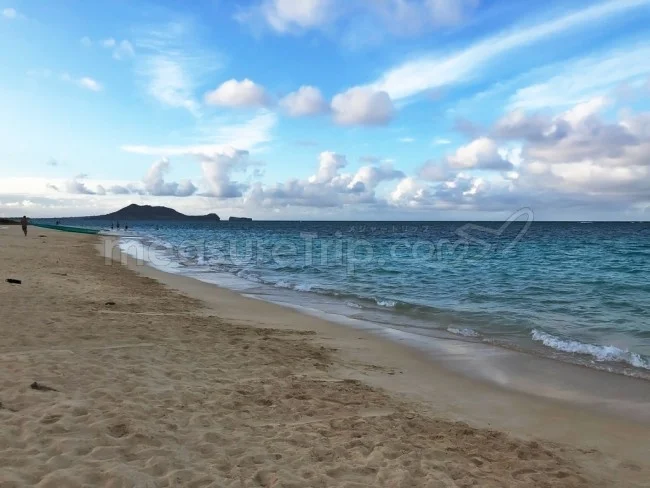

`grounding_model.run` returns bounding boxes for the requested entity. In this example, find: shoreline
[101,235,650,459]
[115,230,650,381]
[2,225,649,486]
[108,235,650,425]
